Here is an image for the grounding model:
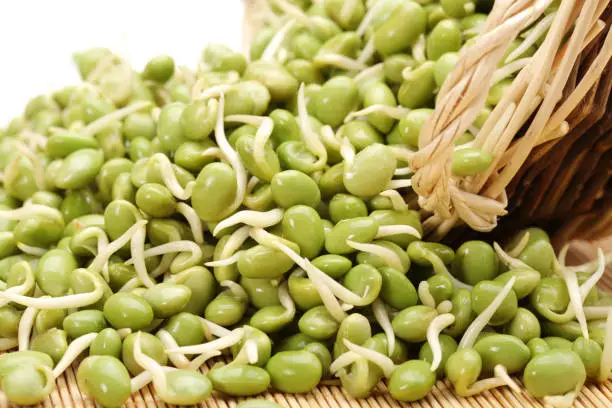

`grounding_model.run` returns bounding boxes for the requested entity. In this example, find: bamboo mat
[2,237,608,408]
